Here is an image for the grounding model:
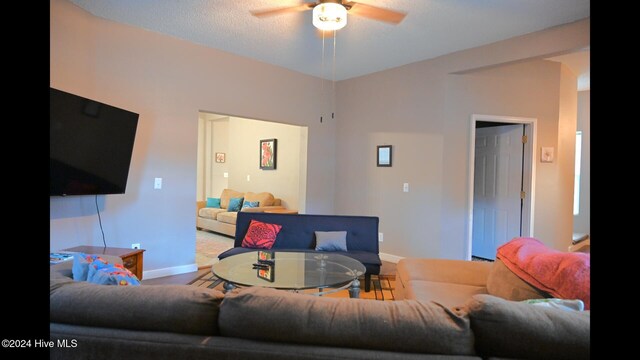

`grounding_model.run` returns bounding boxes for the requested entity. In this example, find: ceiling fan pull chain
[332,29,337,117]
